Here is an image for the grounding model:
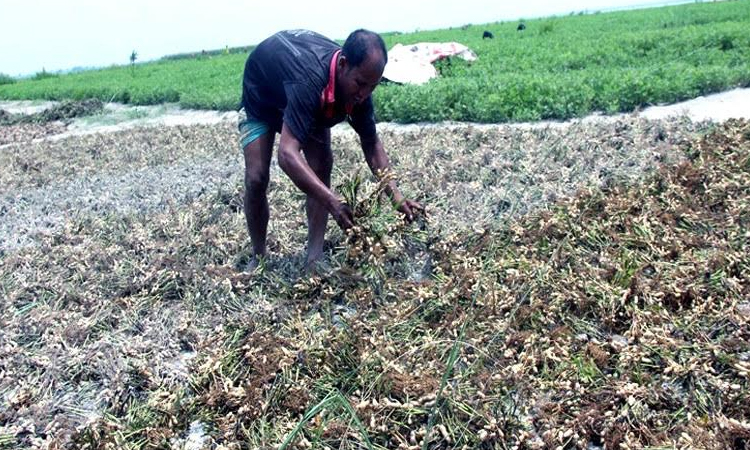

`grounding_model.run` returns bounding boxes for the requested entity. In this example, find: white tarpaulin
[382,42,478,85]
